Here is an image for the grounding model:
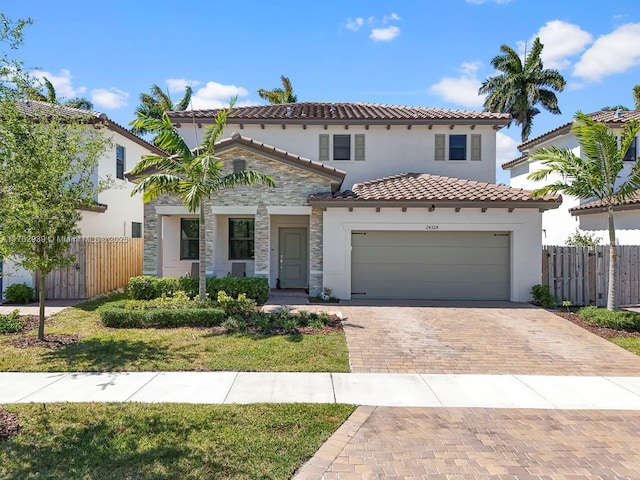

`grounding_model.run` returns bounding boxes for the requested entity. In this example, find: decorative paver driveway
[294,406,640,479]
[339,300,640,375]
